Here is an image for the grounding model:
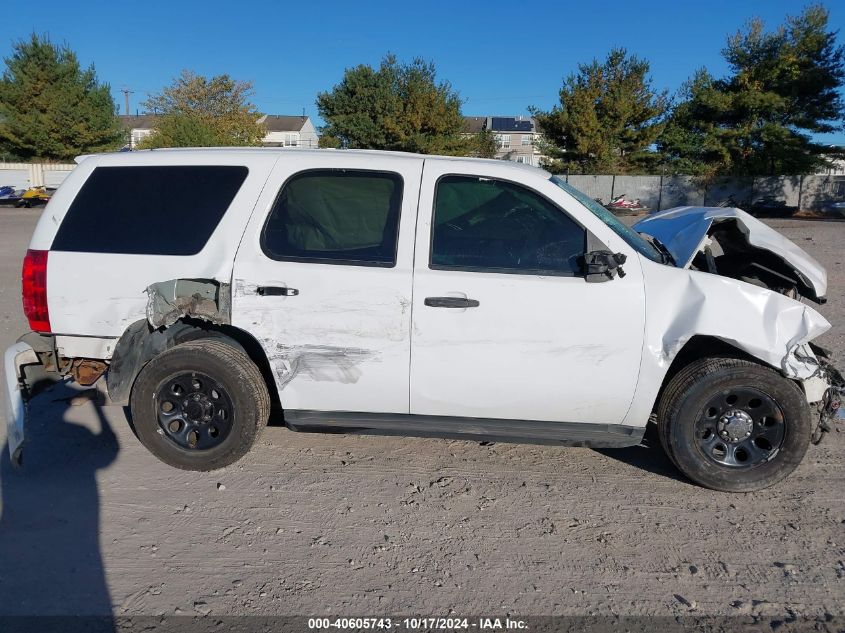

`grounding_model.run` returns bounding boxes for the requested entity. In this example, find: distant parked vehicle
[605,193,648,215]
[820,200,845,218]
[749,196,796,218]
